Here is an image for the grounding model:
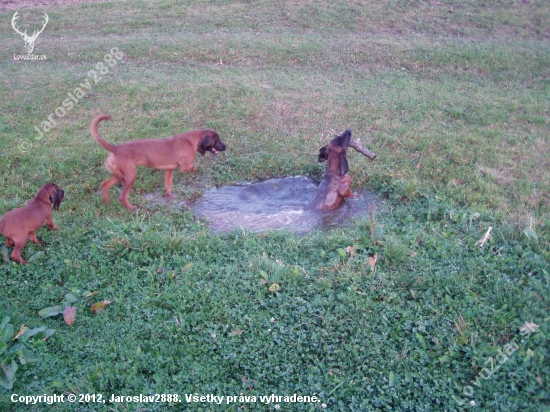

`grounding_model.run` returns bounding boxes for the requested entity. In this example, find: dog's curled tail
[91,114,115,152]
